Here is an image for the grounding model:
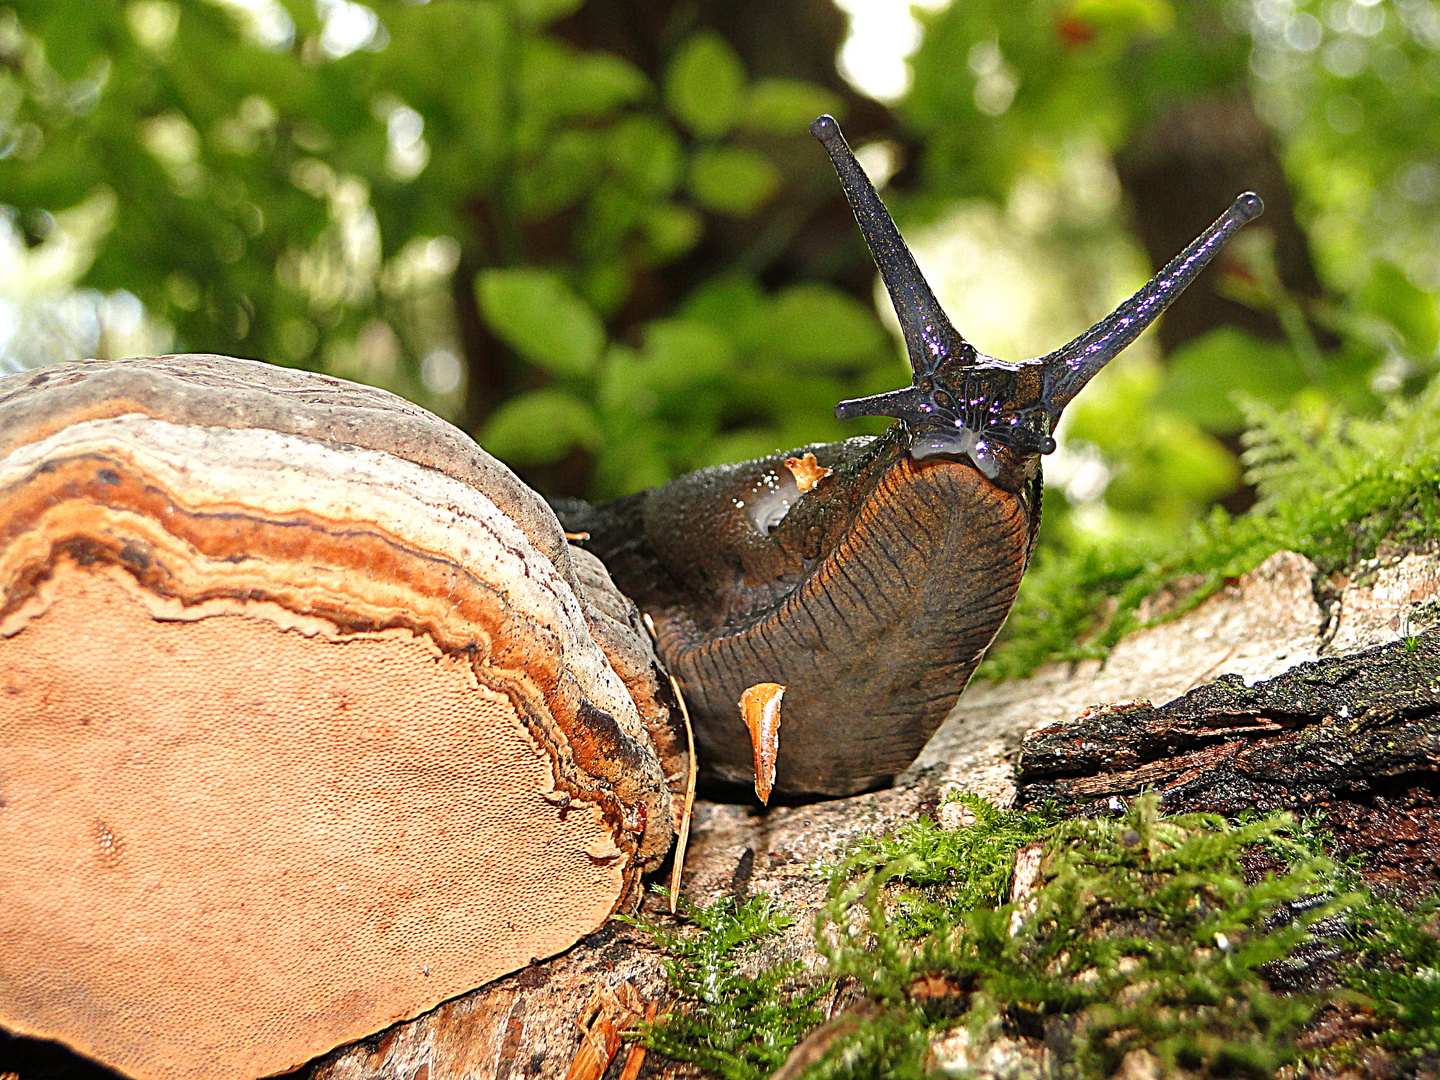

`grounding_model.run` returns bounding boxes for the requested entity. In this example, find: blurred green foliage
[0,0,889,497]
[904,0,1440,292]
[890,0,1440,668]
[982,375,1440,679]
